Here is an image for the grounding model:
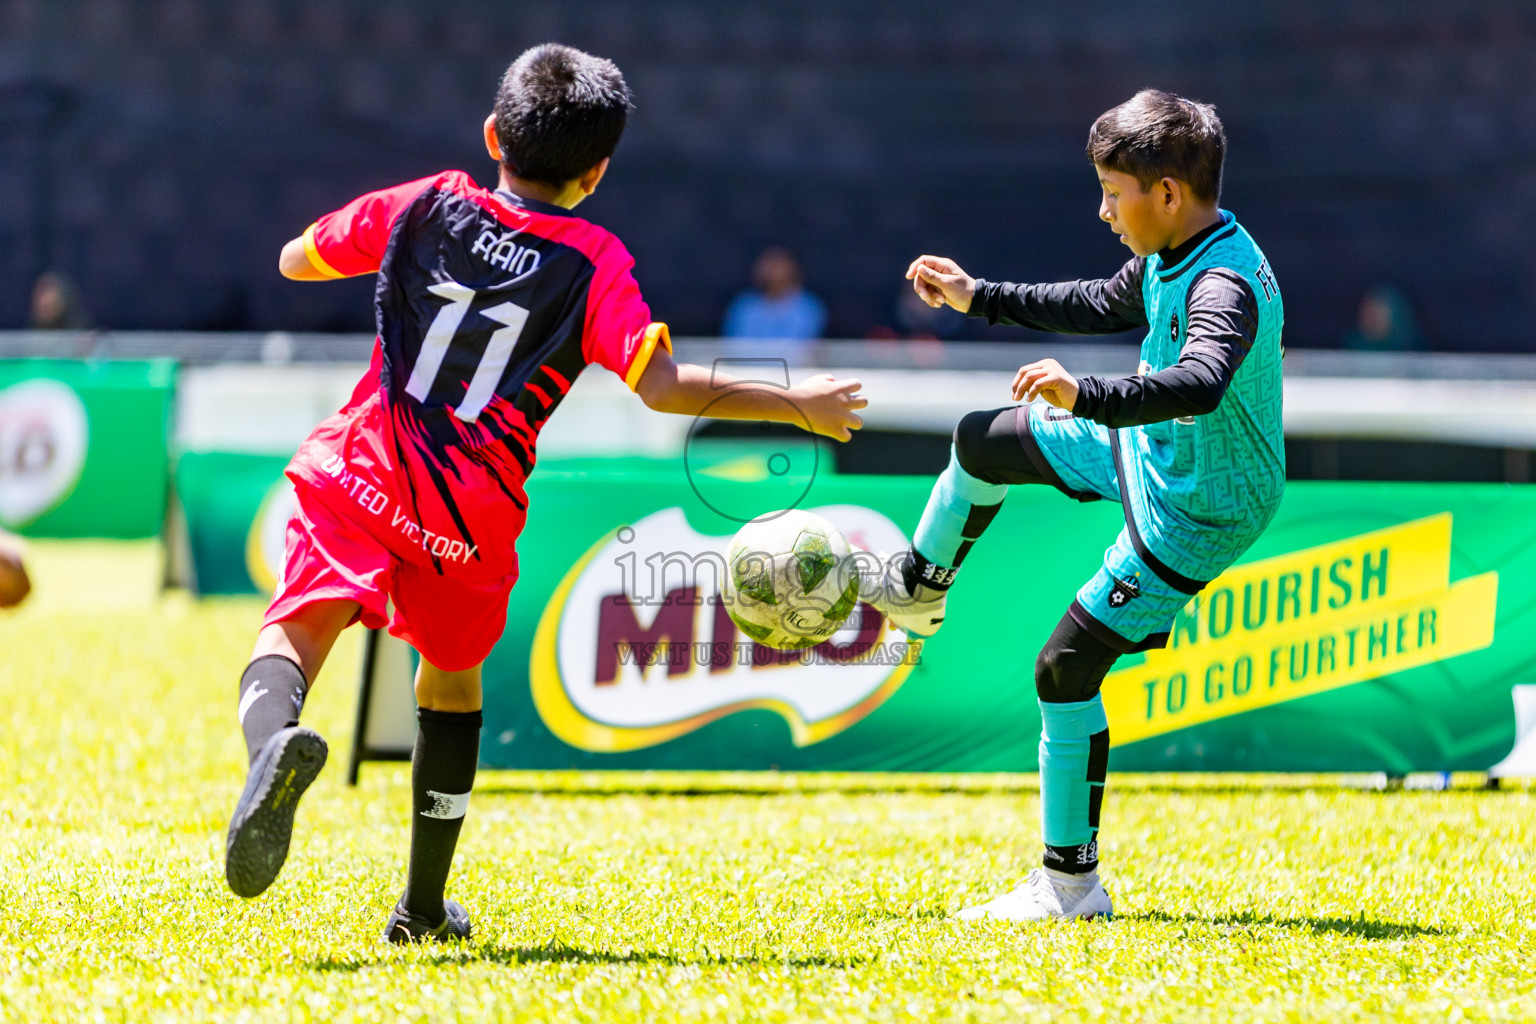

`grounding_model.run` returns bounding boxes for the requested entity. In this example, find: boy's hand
[787,374,867,442]
[1012,358,1079,411]
[905,256,976,312]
